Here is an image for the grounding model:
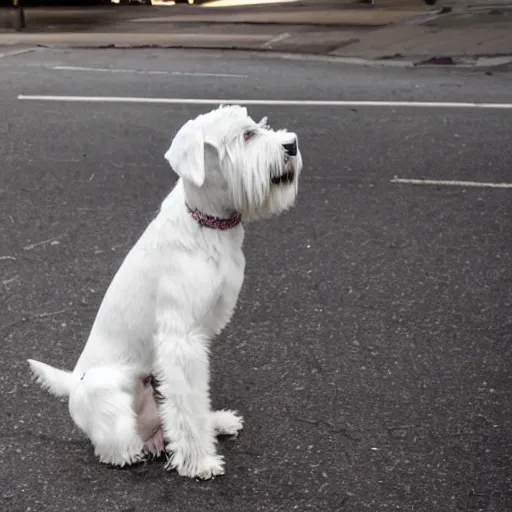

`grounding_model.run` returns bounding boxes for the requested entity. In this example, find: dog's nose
[282,140,297,157]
